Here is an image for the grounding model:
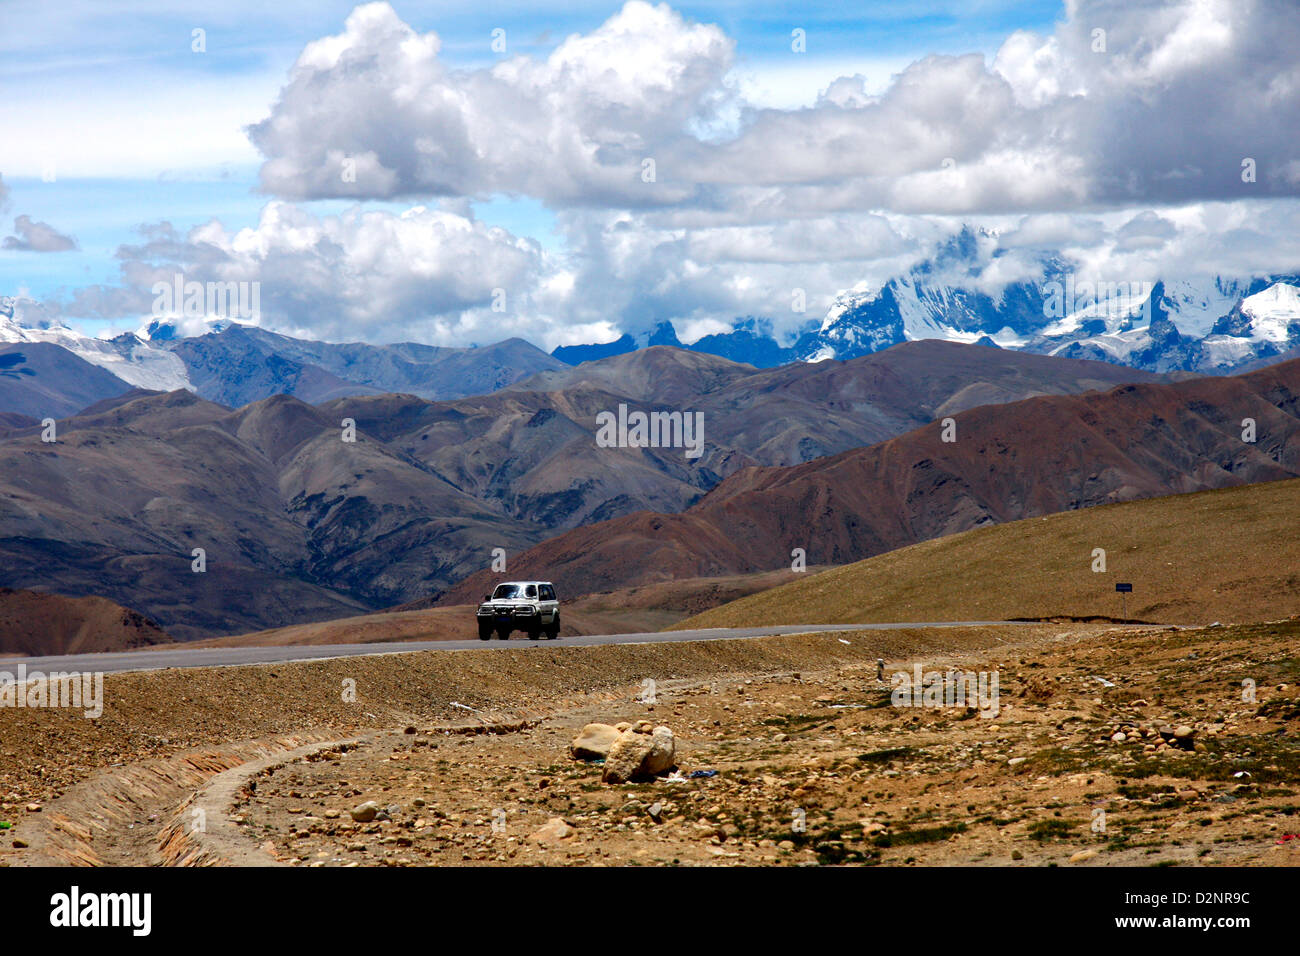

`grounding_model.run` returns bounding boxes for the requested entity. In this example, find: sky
[2,0,1299,350]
